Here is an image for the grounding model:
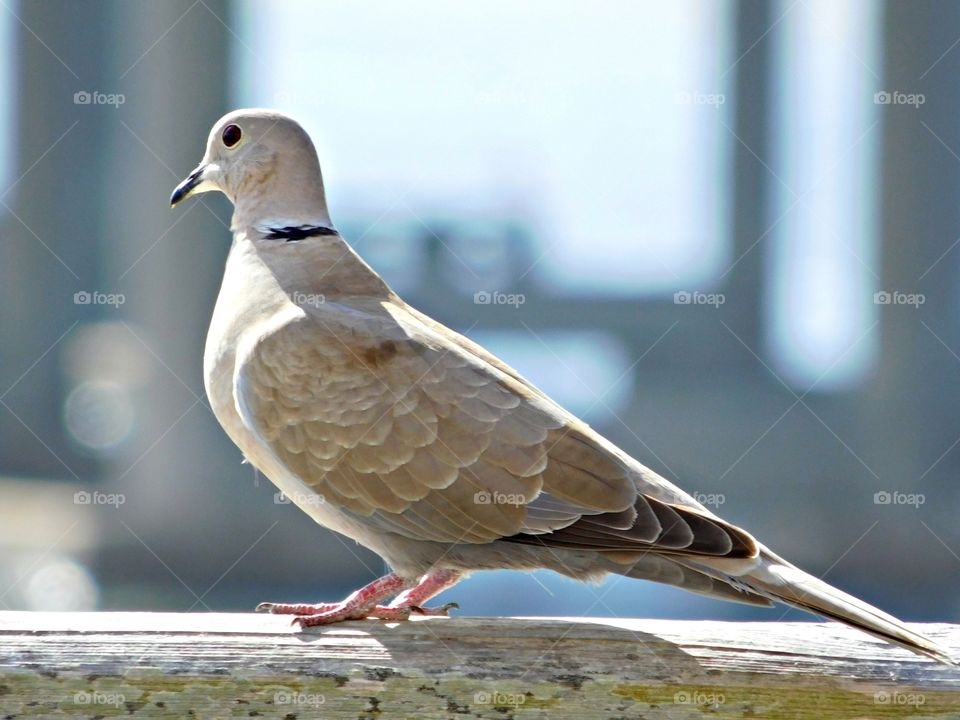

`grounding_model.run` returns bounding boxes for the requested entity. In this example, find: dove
[170,108,952,663]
